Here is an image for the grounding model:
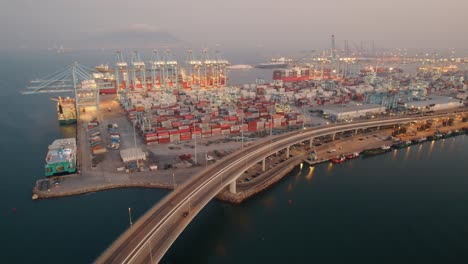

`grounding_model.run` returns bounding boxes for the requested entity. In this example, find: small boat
[434,131,443,139]
[303,151,317,165]
[415,137,427,143]
[330,155,346,164]
[381,144,391,150]
[362,145,392,157]
[442,131,453,138]
[392,140,412,149]
[345,152,360,159]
